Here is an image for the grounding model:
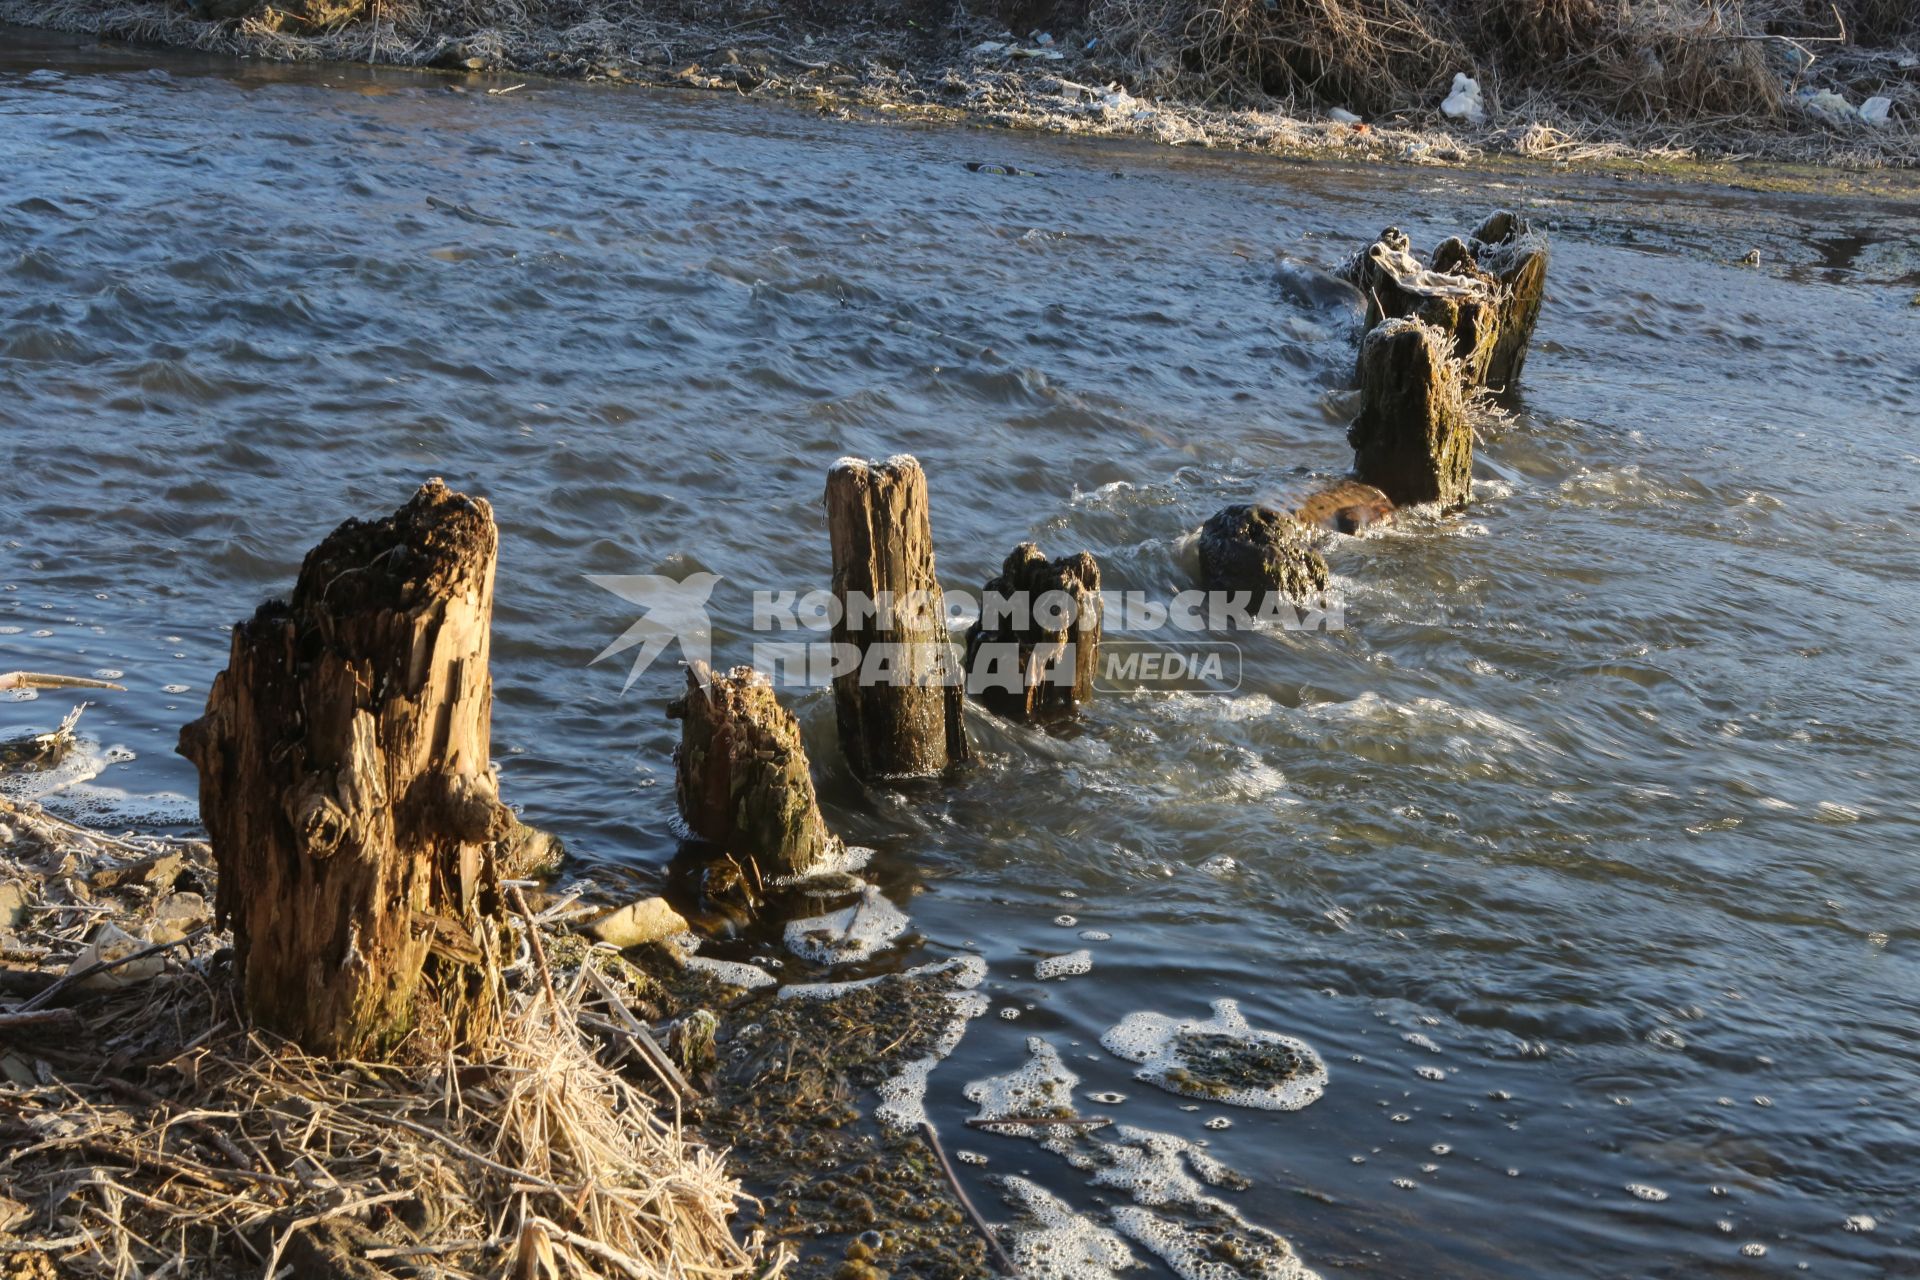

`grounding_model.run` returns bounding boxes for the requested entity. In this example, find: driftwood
[667,661,838,878]
[1349,318,1474,509]
[824,456,970,778]
[1197,506,1330,610]
[1293,479,1396,534]
[178,481,512,1058]
[0,672,125,692]
[1341,226,1502,386]
[963,543,1102,720]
